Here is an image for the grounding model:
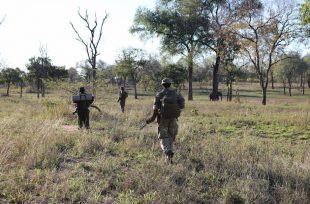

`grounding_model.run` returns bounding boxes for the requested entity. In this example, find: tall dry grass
[0,86,309,203]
